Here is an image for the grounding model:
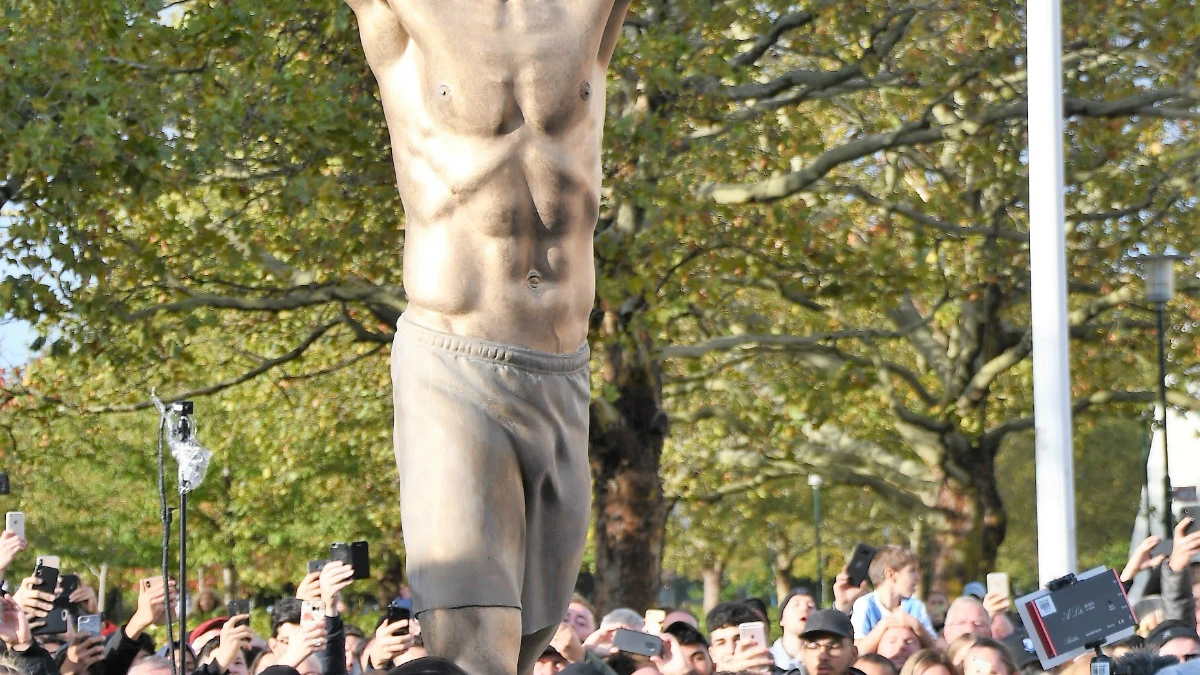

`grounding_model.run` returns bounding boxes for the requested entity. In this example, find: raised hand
[0,530,28,574]
[723,638,773,674]
[70,583,100,615]
[127,578,177,639]
[12,575,54,621]
[318,561,356,615]
[834,565,870,613]
[213,616,255,671]
[549,622,586,665]
[1169,518,1200,572]
[370,619,415,669]
[277,619,327,670]
[0,596,33,651]
[582,625,618,657]
[295,572,321,603]
[61,634,106,675]
[1121,535,1166,582]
